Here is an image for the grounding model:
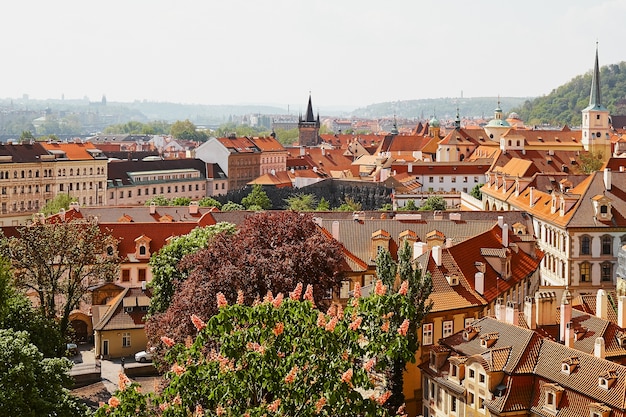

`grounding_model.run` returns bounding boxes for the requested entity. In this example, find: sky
[1,0,624,111]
